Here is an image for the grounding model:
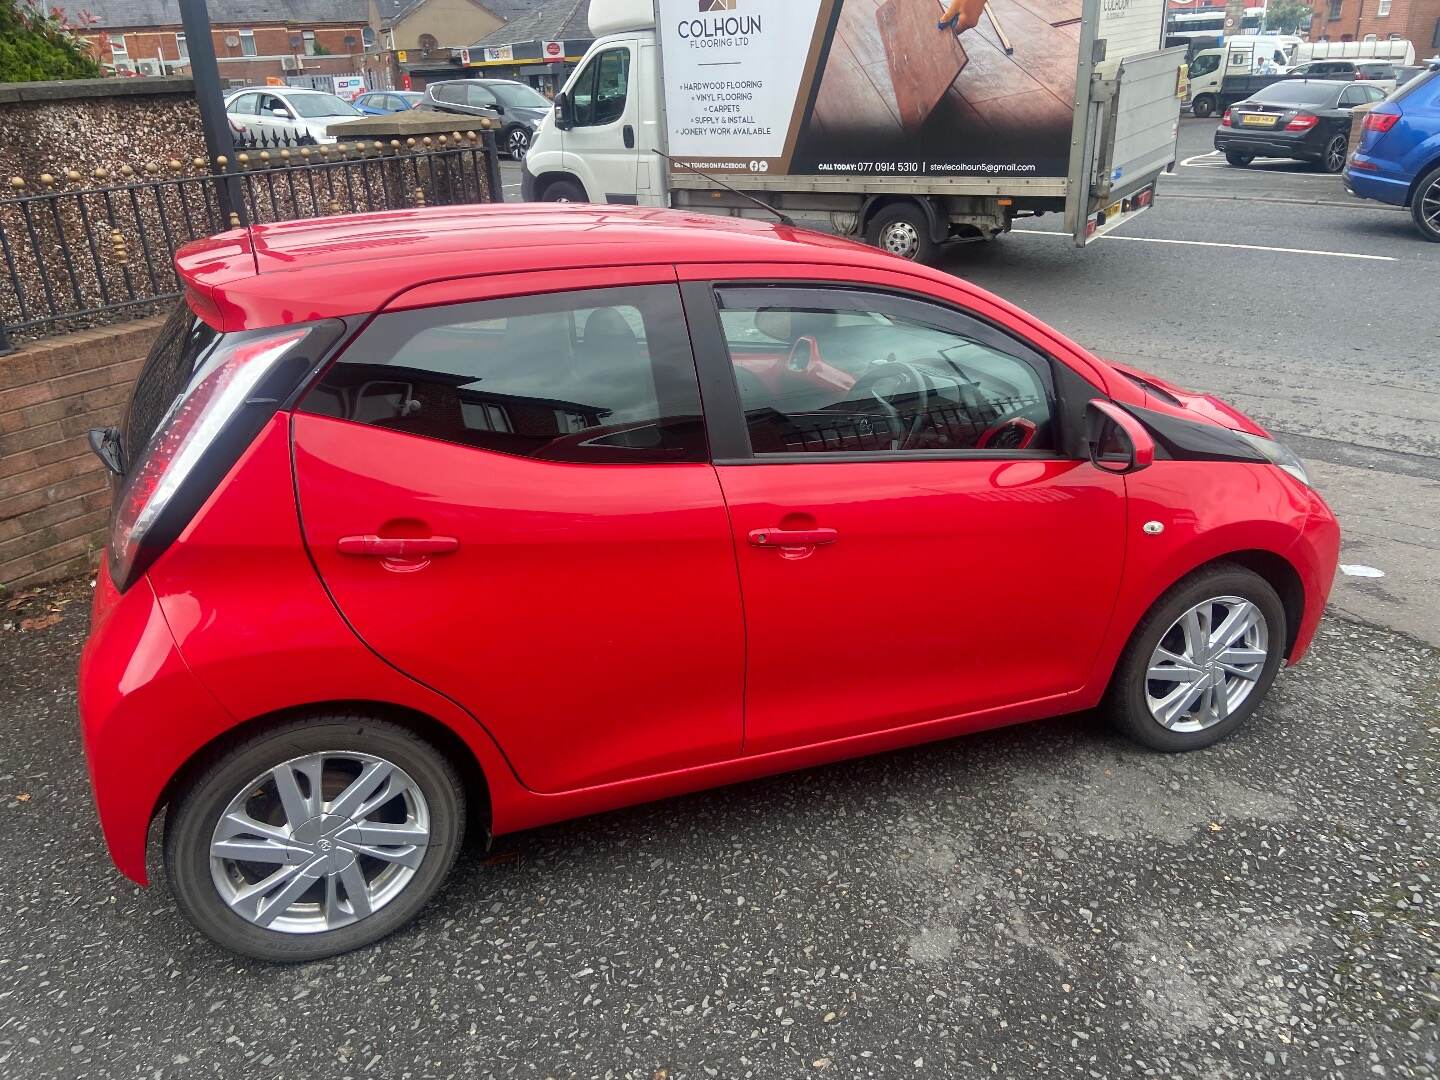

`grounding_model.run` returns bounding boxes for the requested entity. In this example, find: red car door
[291,269,745,793]
[681,272,1127,756]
